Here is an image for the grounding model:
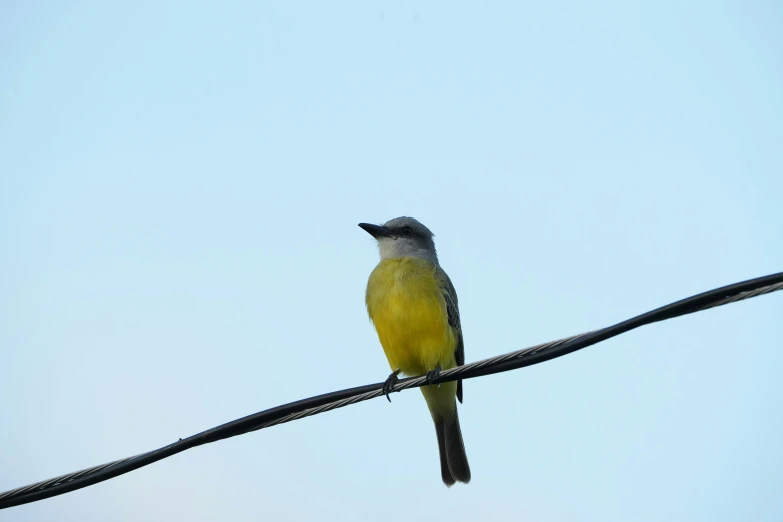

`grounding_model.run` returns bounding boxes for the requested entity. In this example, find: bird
[359,216,471,486]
